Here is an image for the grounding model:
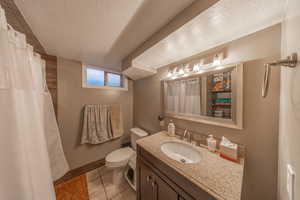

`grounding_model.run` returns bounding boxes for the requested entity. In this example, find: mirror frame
[162,62,243,130]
